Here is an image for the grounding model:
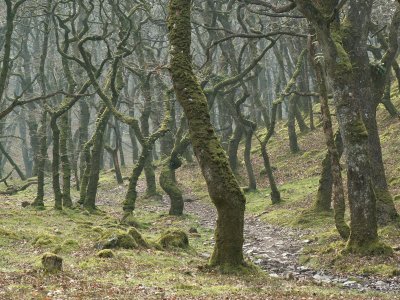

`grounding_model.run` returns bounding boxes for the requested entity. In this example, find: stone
[158,229,189,249]
[97,249,114,258]
[21,201,30,208]
[99,231,138,250]
[127,228,148,248]
[42,253,62,273]
[188,227,198,234]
